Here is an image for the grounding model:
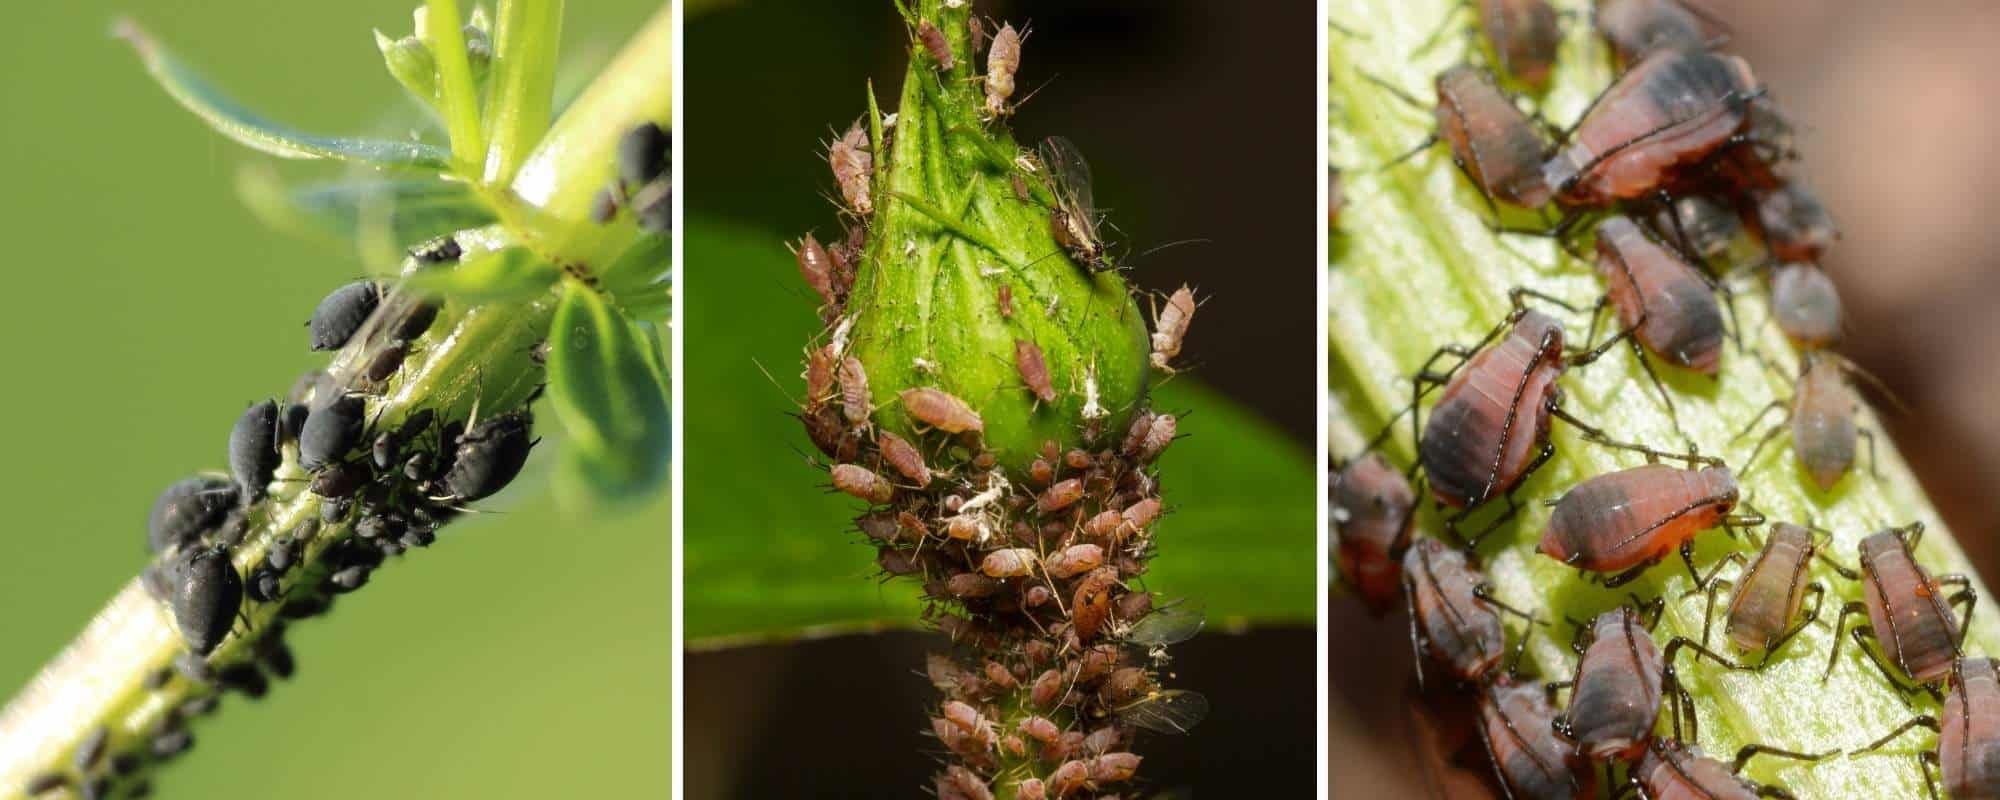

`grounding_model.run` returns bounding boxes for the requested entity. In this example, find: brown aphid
[1475,676,1596,799]
[984,660,1018,690]
[1538,463,1744,585]
[1132,414,1177,465]
[1150,285,1196,372]
[942,700,986,736]
[1855,657,2000,800]
[878,547,922,576]
[830,463,895,504]
[1418,309,1565,510]
[985,23,1022,118]
[1381,64,1555,209]
[1402,538,1505,684]
[1592,0,1725,64]
[1543,47,1759,205]
[1015,339,1056,403]
[1025,584,1053,608]
[1015,778,1046,800]
[1714,522,1834,662]
[1477,0,1562,89]
[937,765,994,800]
[1121,498,1162,533]
[1115,591,1154,623]
[828,121,872,215]
[981,547,1039,578]
[1752,181,1837,263]
[1049,760,1089,797]
[1072,568,1120,642]
[1030,668,1066,709]
[1084,510,1122,540]
[1037,478,1085,513]
[967,17,987,53]
[901,387,984,433]
[1633,738,1833,800]
[946,515,983,541]
[1827,523,1972,690]
[1064,449,1091,470]
[1333,453,1417,615]
[804,344,837,407]
[857,512,901,543]
[1098,667,1151,707]
[916,20,953,69]
[876,430,931,487]
[1090,752,1142,783]
[1739,354,1868,491]
[948,572,1002,599]
[1020,715,1061,744]
[1593,215,1728,376]
[838,356,872,426]
[1083,727,1124,756]
[1039,136,1113,272]
[1075,644,1121,683]
[1045,544,1104,579]
[793,233,835,306]
[1029,458,1054,485]
[802,405,858,461]
[997,284,1015,317]
[1769,263,1842,350]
